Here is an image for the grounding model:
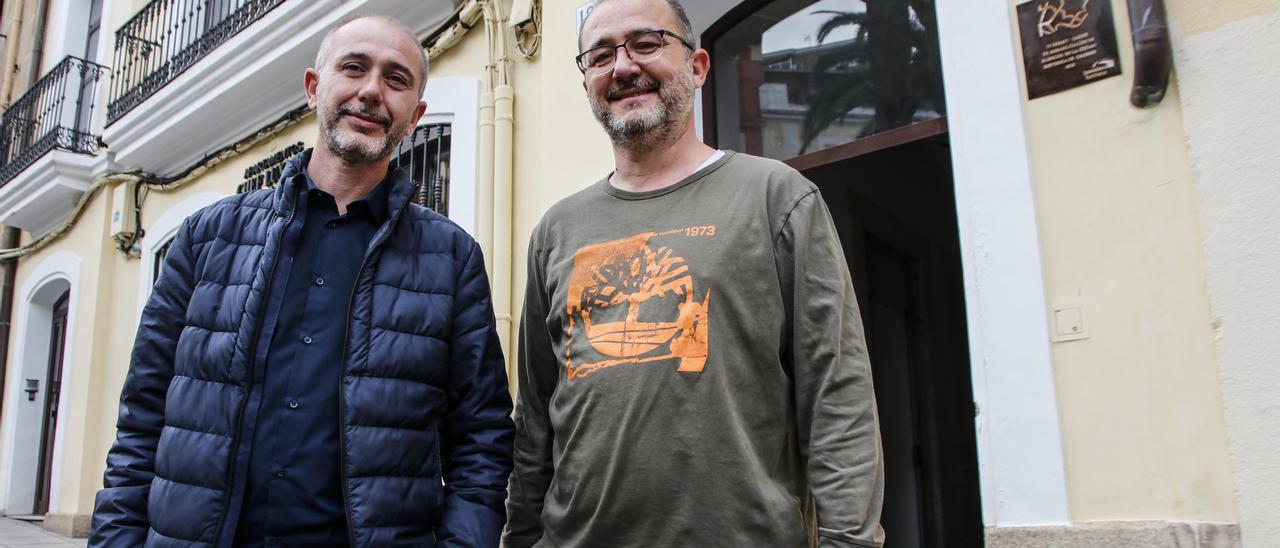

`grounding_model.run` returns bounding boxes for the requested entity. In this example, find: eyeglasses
[576,30,695,75]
